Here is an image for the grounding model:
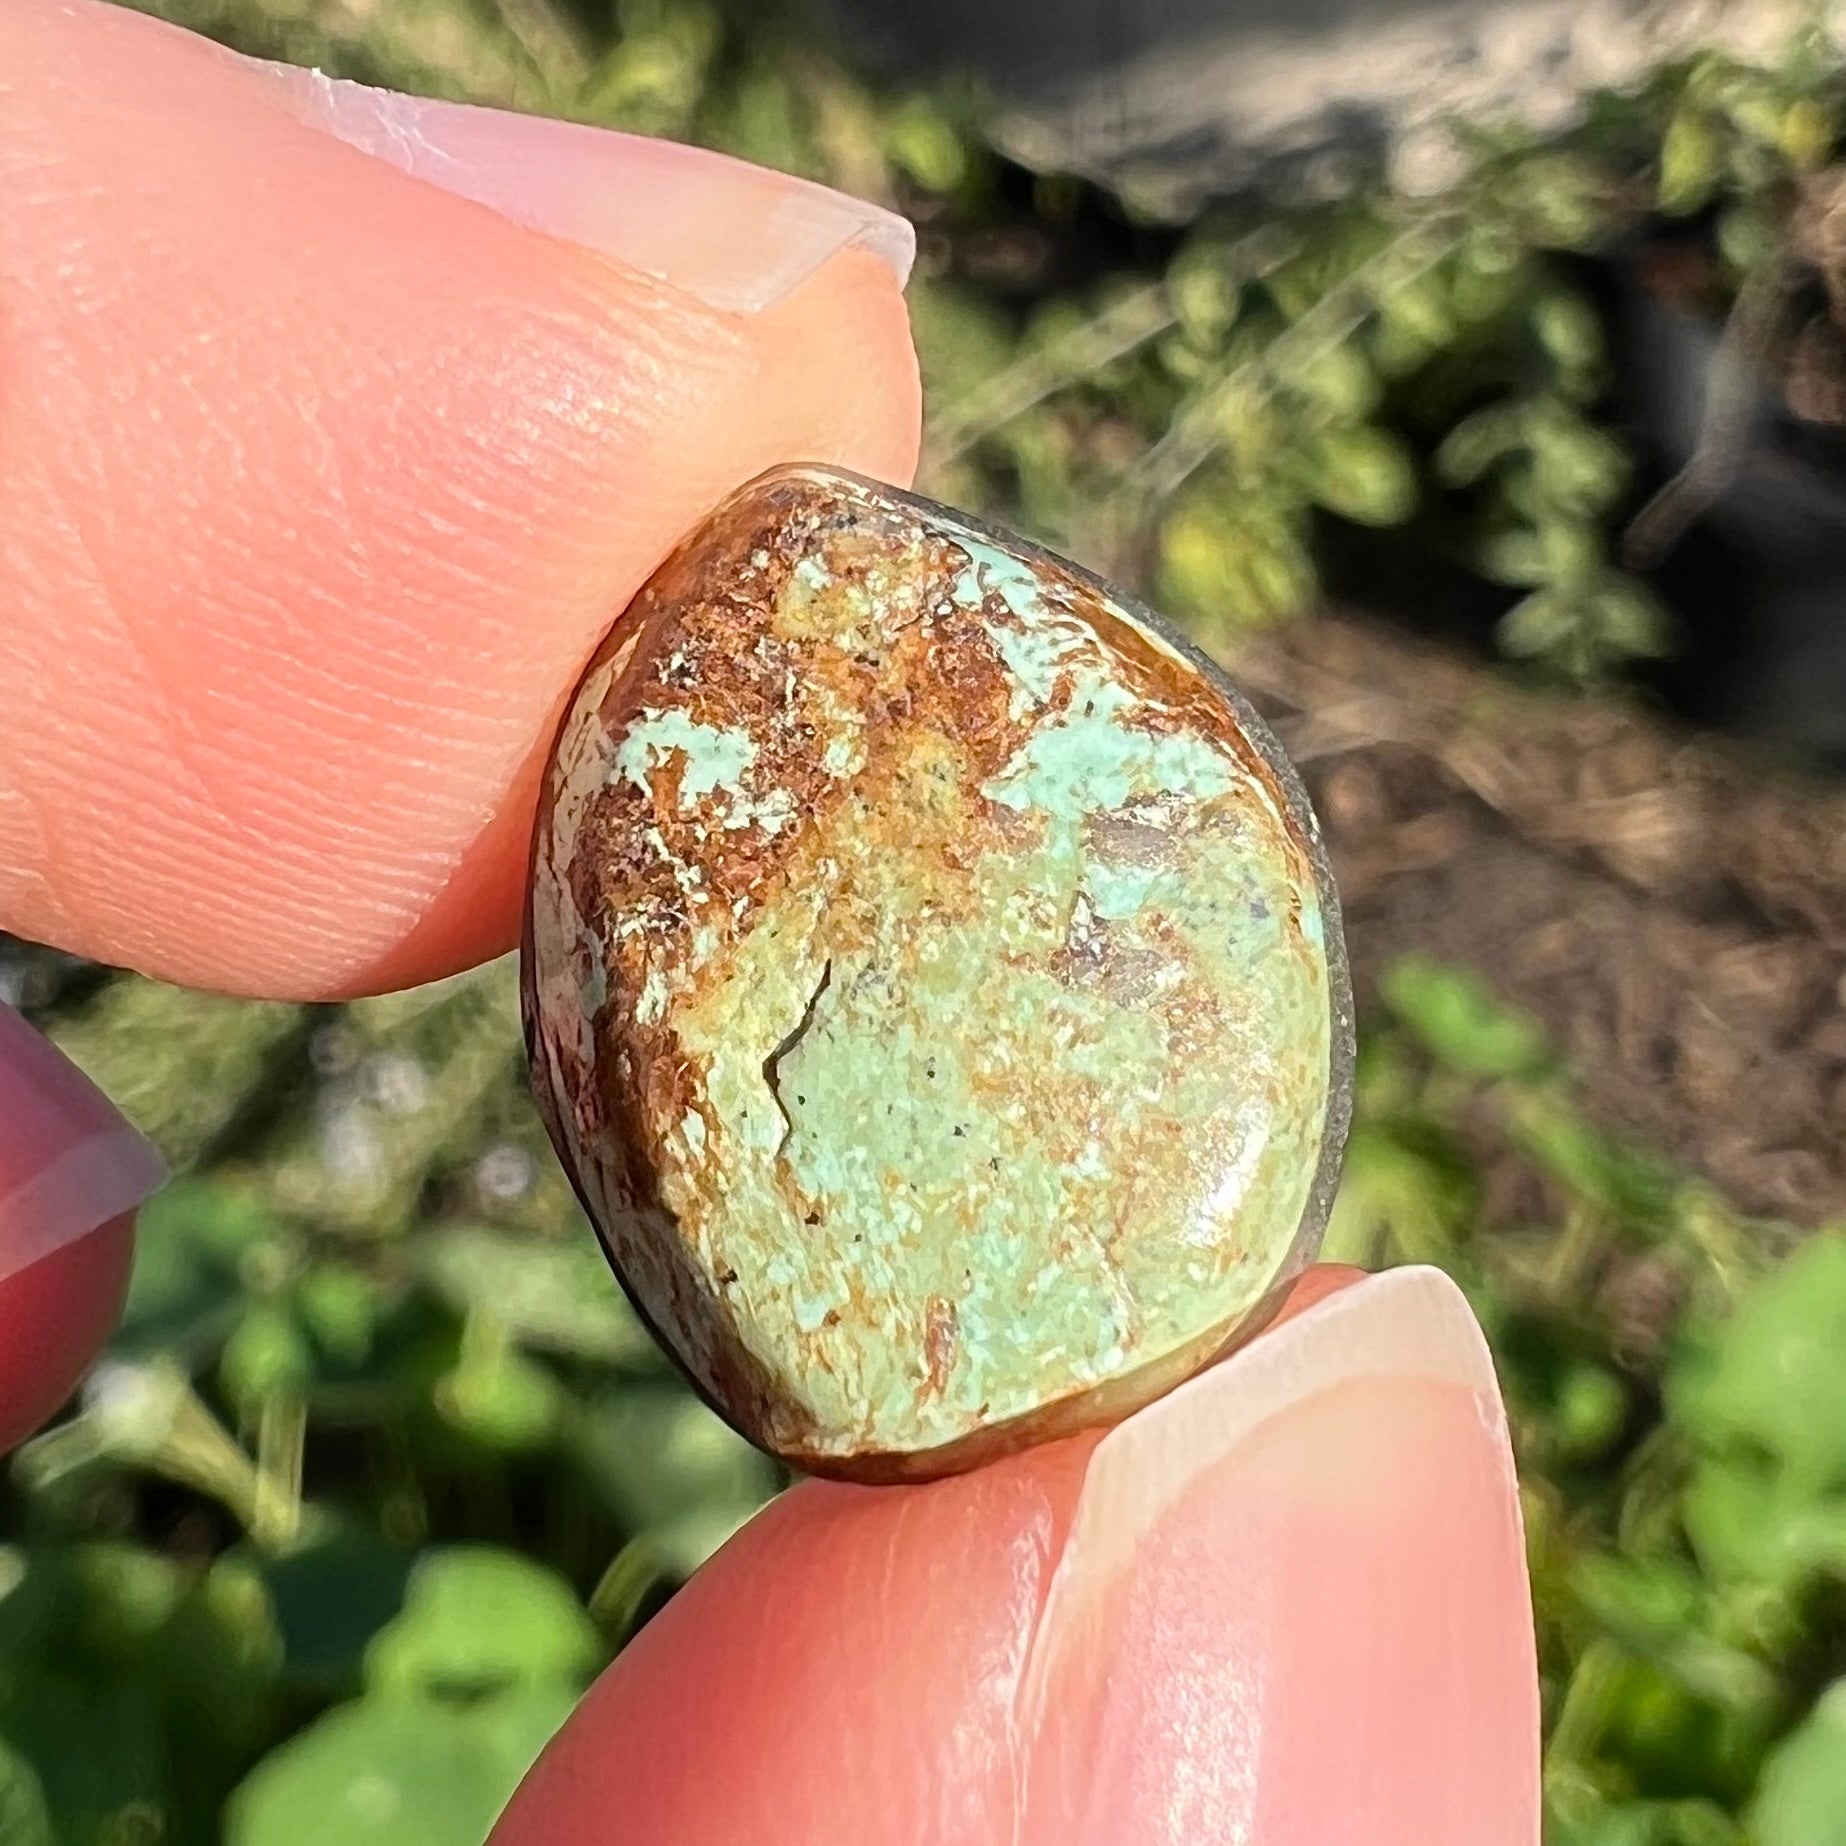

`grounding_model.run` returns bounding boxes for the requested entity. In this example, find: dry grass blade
[921,224,1300,476]
[1126,210,1463,508]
